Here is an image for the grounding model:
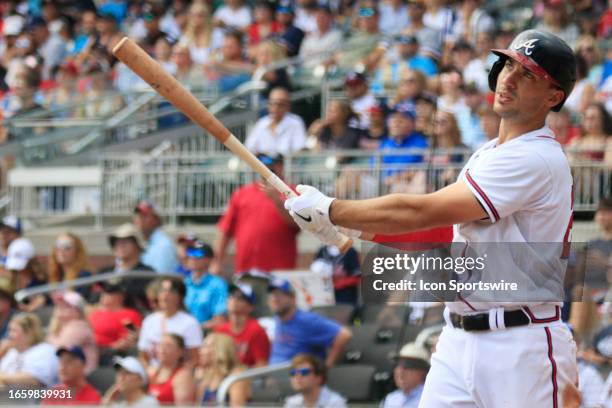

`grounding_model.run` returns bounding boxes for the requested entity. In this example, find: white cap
[5,238,34,270]
[113,356,148,384]
[3,15,24,36]
[57,291,86,311]
[396,342,430,368]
